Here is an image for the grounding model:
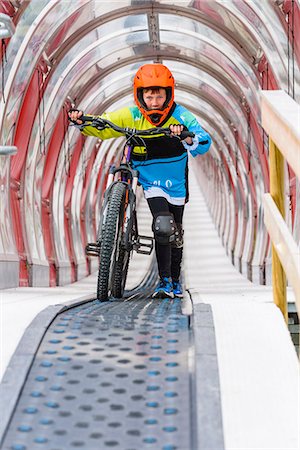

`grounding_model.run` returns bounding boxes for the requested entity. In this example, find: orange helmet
[133,63,175,126]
